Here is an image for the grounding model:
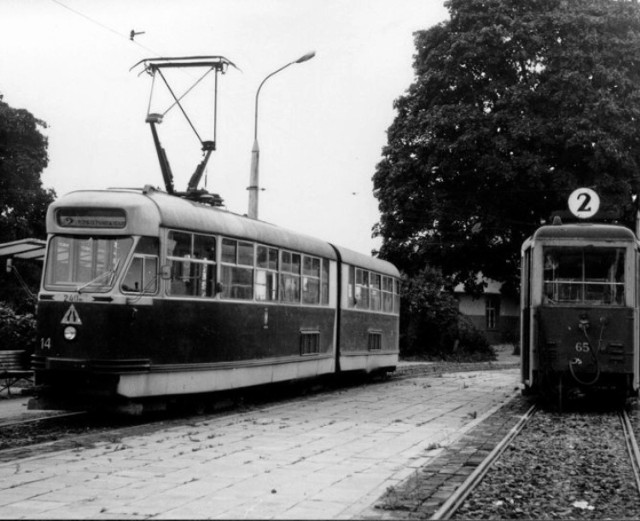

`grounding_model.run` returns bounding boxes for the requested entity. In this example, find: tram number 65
[575,342,590,352]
